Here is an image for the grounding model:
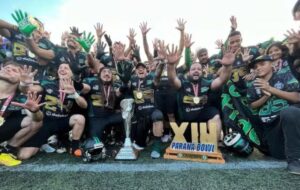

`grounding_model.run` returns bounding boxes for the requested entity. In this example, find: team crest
[46,89,53,94]
[274,81,284,90]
